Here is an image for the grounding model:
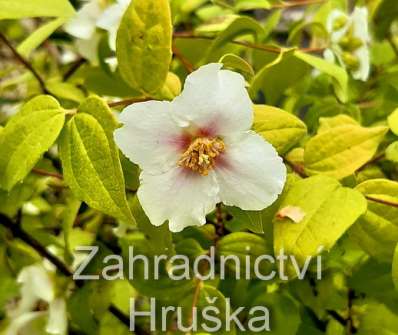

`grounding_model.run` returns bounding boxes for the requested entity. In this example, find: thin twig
[32,168,63,180]
[172,43,194,73]
[0,32,49,94]
[189,279,202,327]
[63,57,87,81]
[273,0,326,9]
[0,213,149,334]
[173,32,325,54]
[365,195,398,208]
[283,158,307,178]
[108,97,153,108]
